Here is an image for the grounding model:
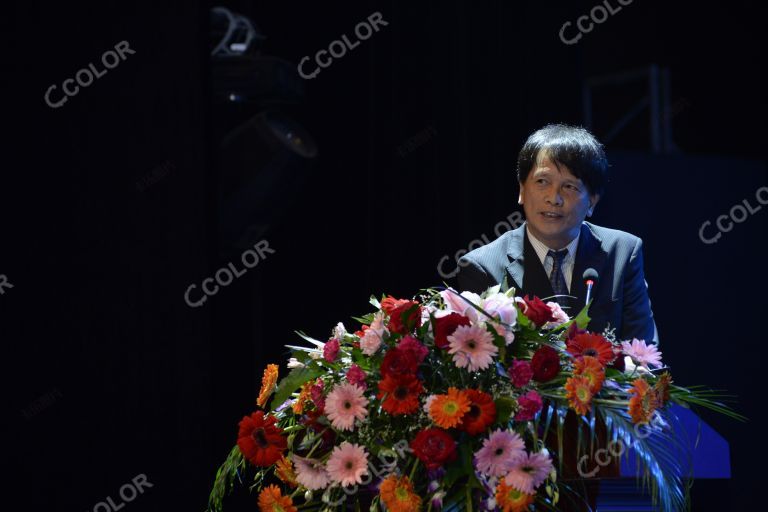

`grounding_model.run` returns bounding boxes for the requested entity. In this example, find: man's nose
[546,191,564,206]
